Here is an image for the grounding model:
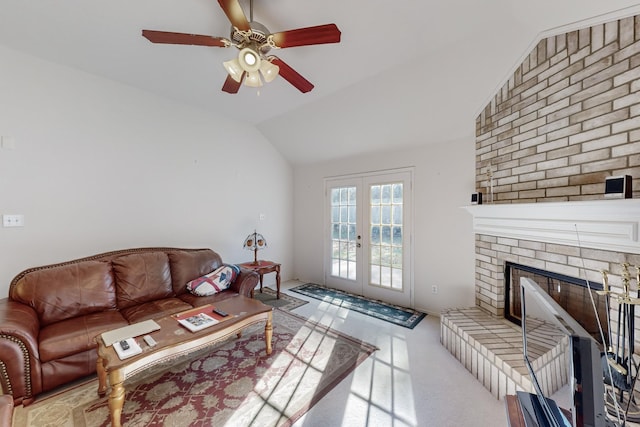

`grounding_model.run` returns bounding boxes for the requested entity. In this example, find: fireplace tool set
[599,264,640,421]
